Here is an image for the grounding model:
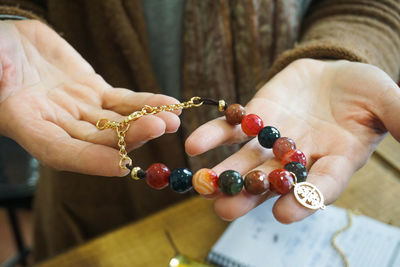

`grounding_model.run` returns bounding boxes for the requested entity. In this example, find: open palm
[0,20,180,176]
[186,59,400,223]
